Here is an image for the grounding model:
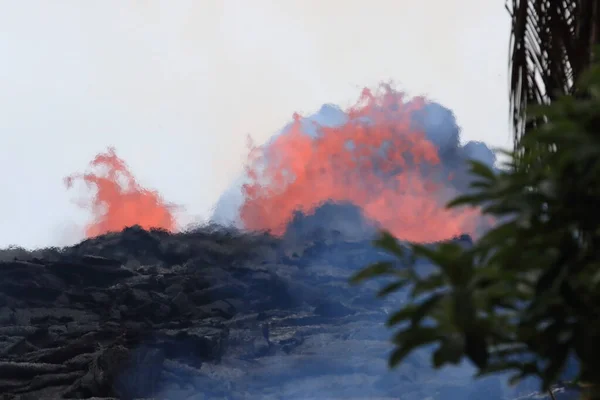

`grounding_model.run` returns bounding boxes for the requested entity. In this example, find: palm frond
[507,0,600,147]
